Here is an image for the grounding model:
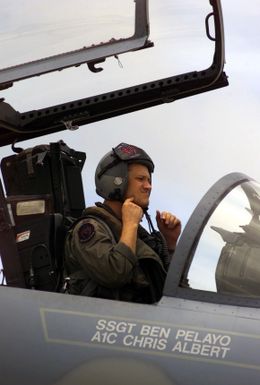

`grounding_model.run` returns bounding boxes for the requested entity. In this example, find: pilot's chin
[141,202,149,211]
